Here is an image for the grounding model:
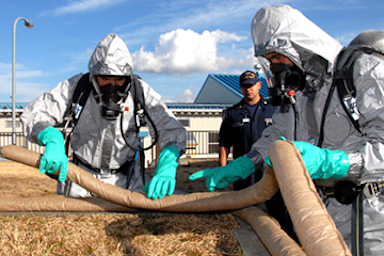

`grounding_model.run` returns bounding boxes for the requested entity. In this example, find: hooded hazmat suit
[21,33,186,198]
[248,5,384,255]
